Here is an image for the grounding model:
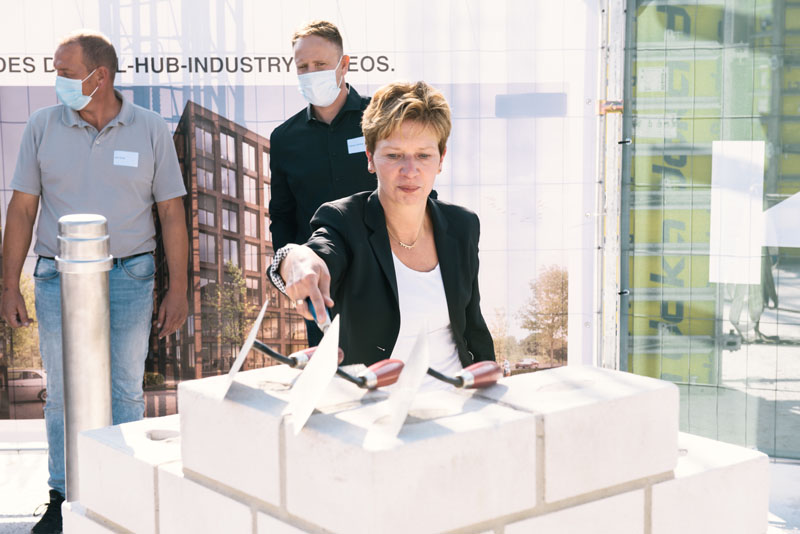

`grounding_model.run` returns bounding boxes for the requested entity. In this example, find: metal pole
[597,0,629,371]
[56,214,113,500]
